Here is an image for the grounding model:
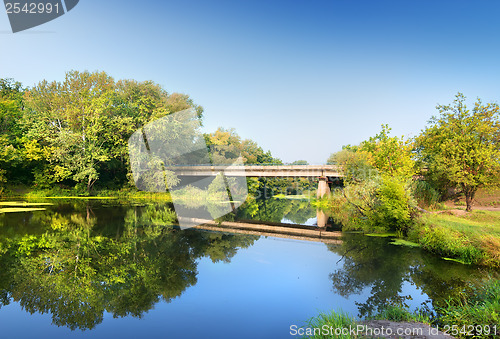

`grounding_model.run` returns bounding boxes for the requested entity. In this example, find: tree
[326,125,417,233]
[416,93,500,211]
[23,71,116,192]
[0,79,25,191]
[205,127,276,165]
[21,71,203,193]
[291,160,308,165]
